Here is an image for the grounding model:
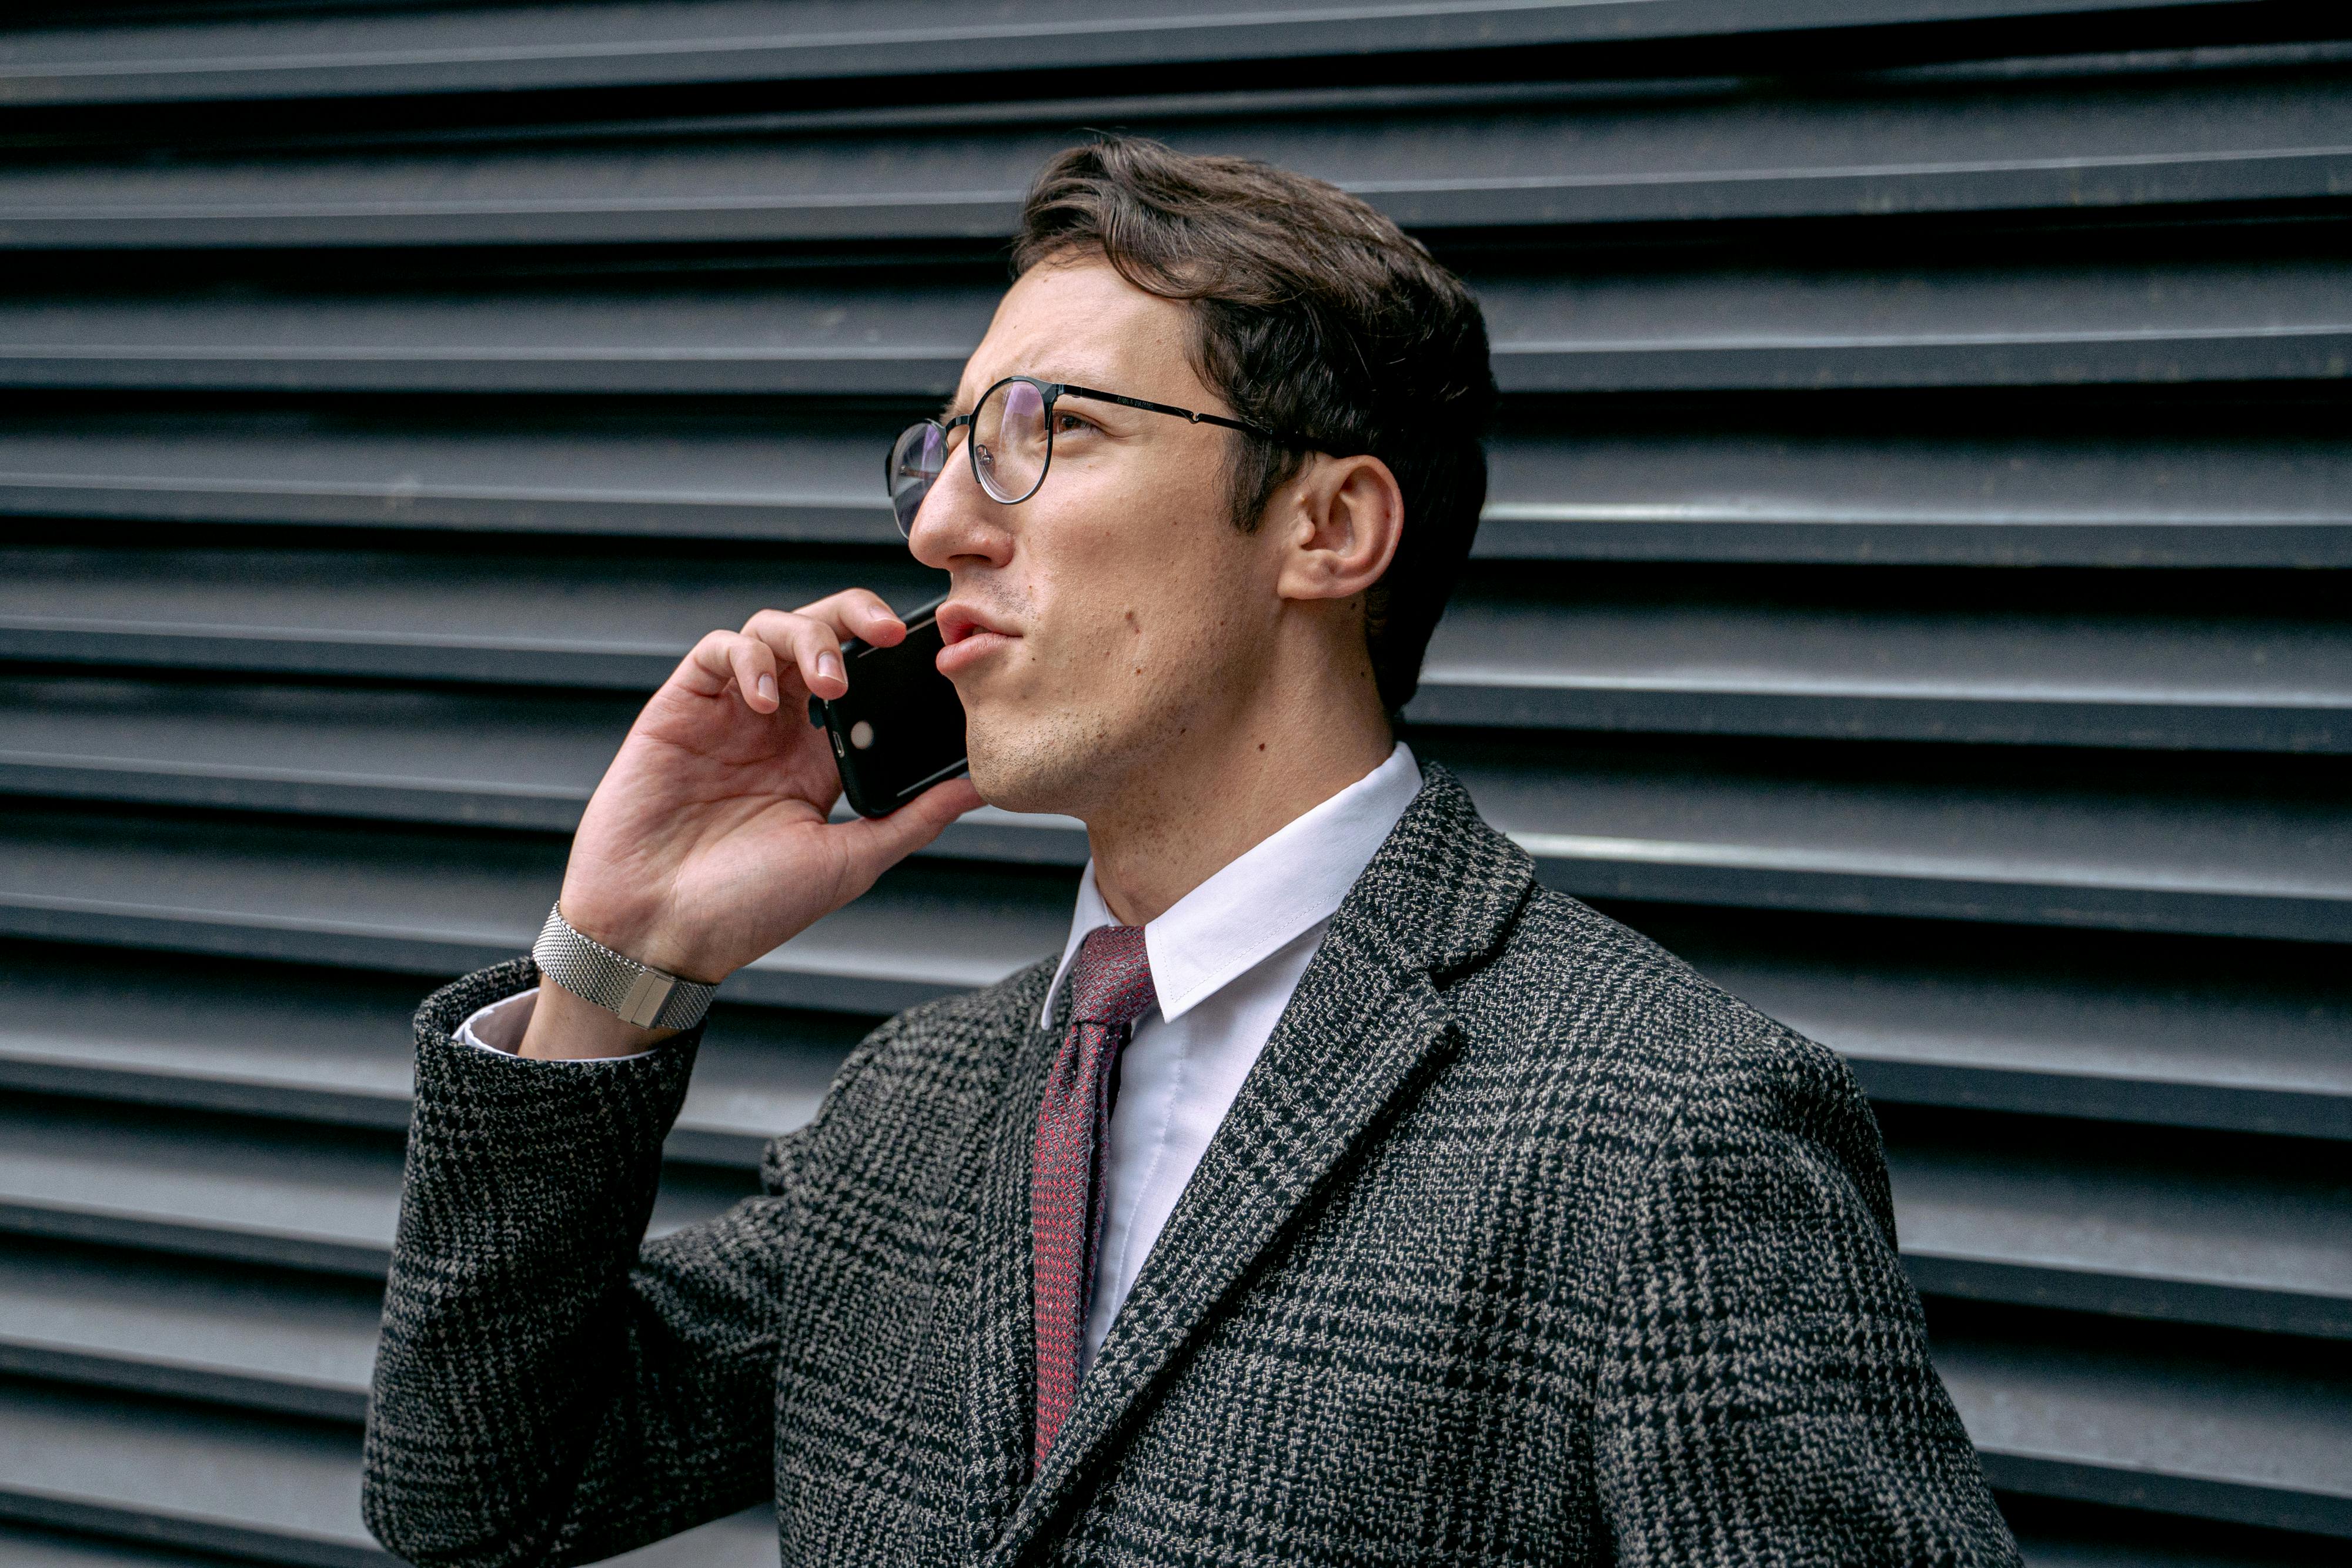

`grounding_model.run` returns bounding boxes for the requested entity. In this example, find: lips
[936,600,1019,677]
[936,602,1014,647]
